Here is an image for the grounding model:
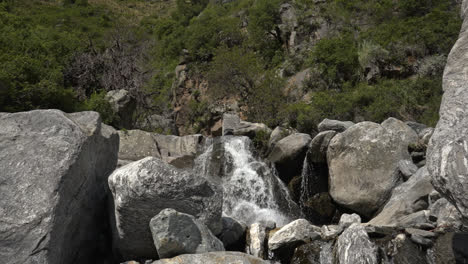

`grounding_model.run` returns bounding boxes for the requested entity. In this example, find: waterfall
[195,136,301,226]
